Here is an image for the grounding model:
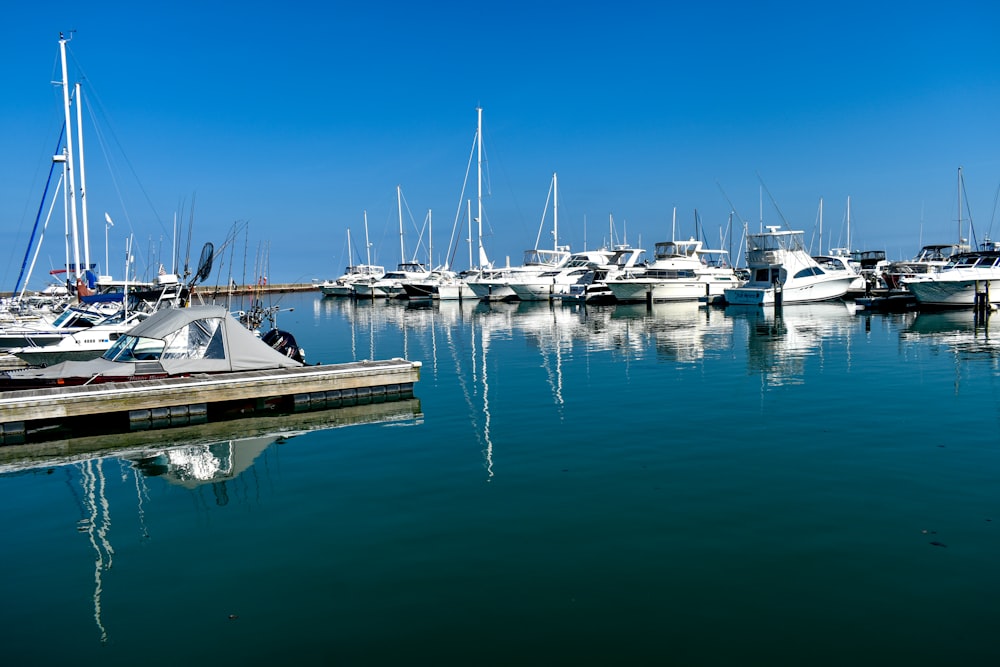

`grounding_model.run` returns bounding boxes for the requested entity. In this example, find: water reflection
[609,302,735,362]
[0,399,422,644]
[902,311,1000,359]
[728,302,858,387]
